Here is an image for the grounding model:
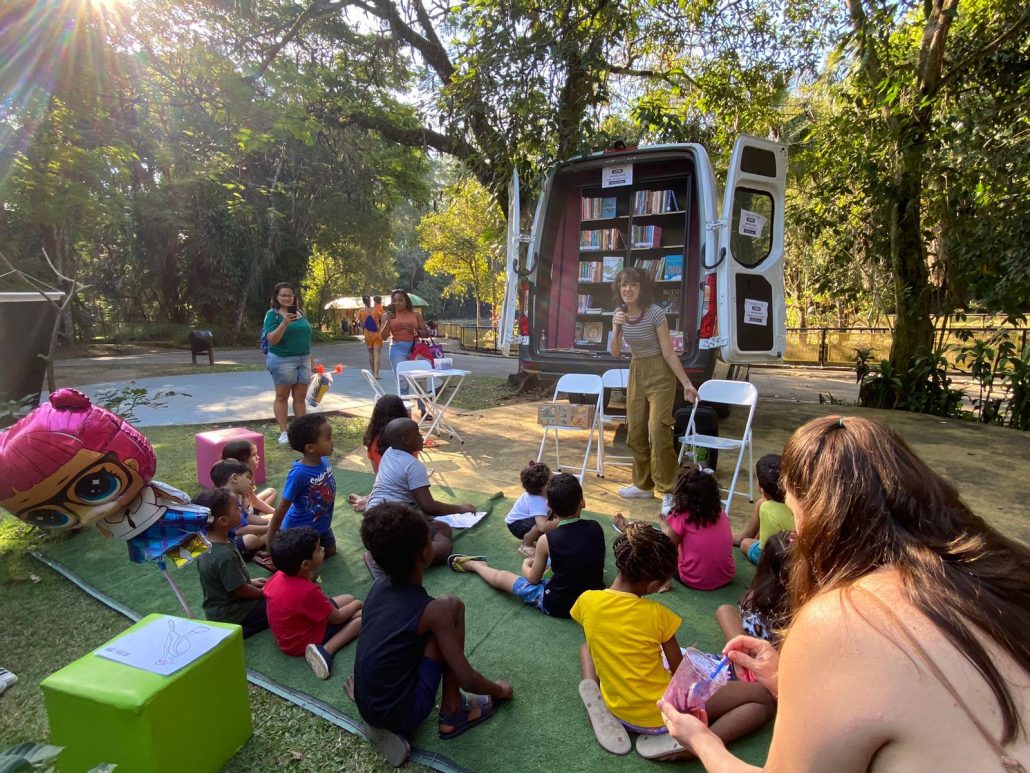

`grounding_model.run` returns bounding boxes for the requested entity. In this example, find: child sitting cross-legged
[448,473,605,619]
[658,465,735,590]
[572,521,774,759]
[210,459,269,558]
[716,529,793,647]
[265,414,339,558]
[734,454,795,564]
[193,488,269,637]
[351,502,513,767]
[504,460,557,559]
[362,417,465,577]
[221,438,278,515]
[263,527,363,680]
